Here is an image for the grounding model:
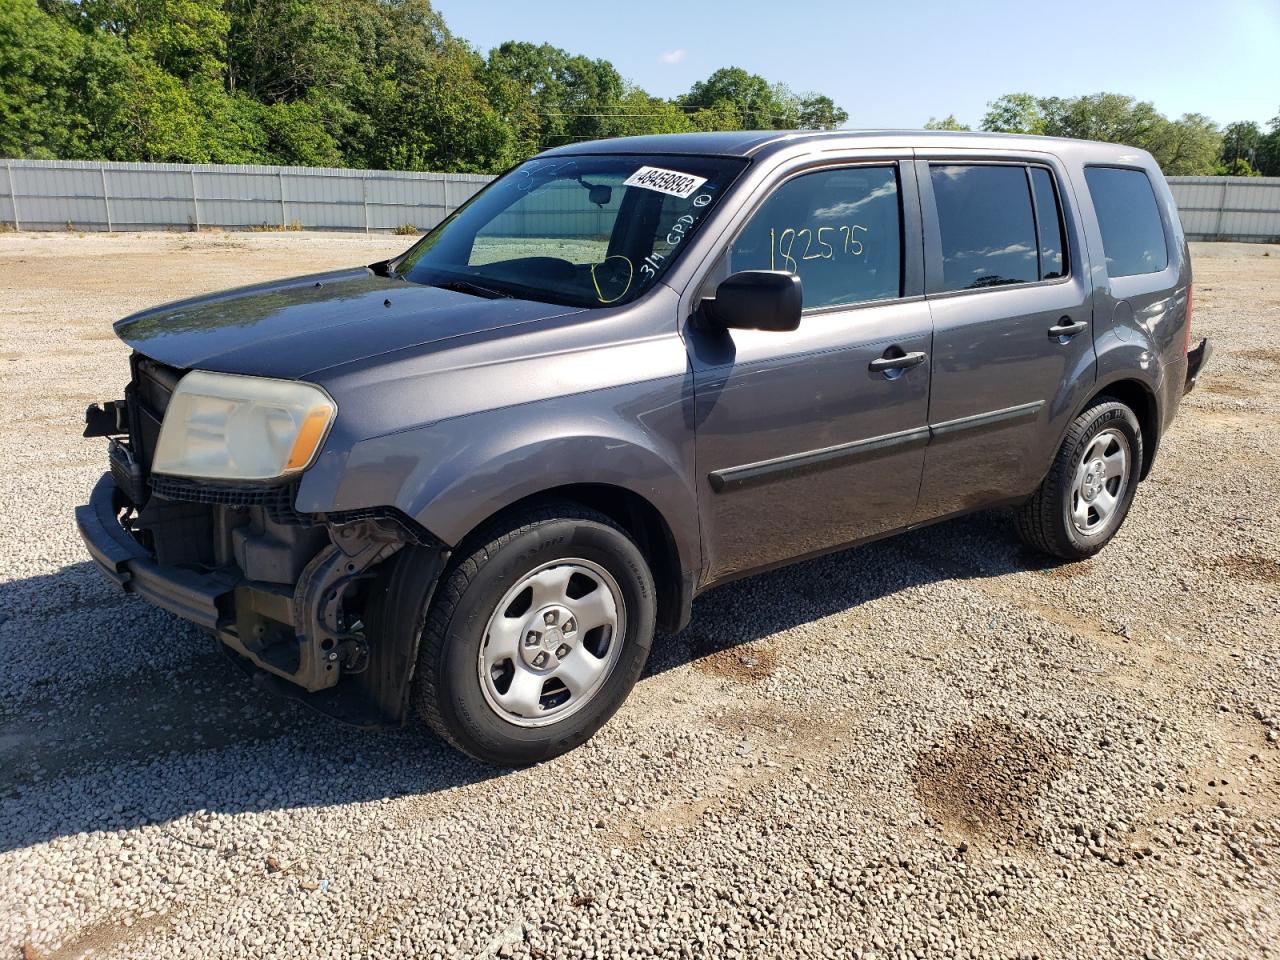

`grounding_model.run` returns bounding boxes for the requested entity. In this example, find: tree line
[926,93,1280,177]
[2,0,1276,177]
[0,0,845,172]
